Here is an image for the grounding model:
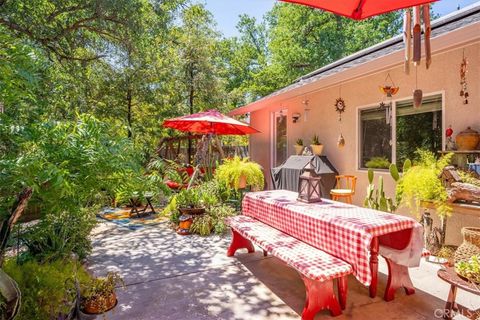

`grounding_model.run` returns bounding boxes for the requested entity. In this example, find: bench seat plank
[227,215,353,282]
